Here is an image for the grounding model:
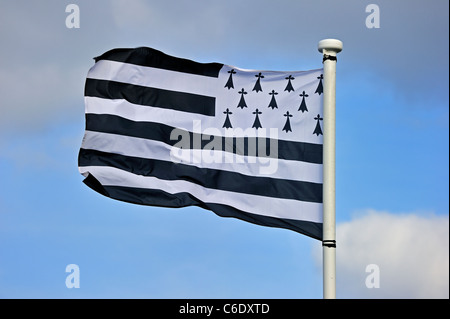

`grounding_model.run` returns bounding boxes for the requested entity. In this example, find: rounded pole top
[318,39,343,54]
